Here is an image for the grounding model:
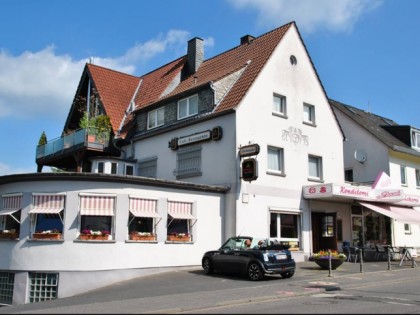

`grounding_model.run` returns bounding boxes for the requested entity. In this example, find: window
[138,156,157,178]
[167,201,196,242]
[178,95,198,120]
[111,162,117,174]
[411,131,420,149]
[28,272,58,303]
[125,164,134,176]
[174,145,202,179]
[404,224,411,234]
[98,162,104,174]
[308,155,323,180]
[79,194,115,239]
[416,169,420,187]
[128,197,161,240]
[290,55,297,65]
[0,272,14,305]
[272,94,287,117]
[269,211,300,251]
[345,169,354,182]
[267,146,284,175]
[322,215,334,237]
[147,107,165,129]
[30,194,65,237]
[303,103,315,125]
[400,165,407,185]
[0,194,22,238]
